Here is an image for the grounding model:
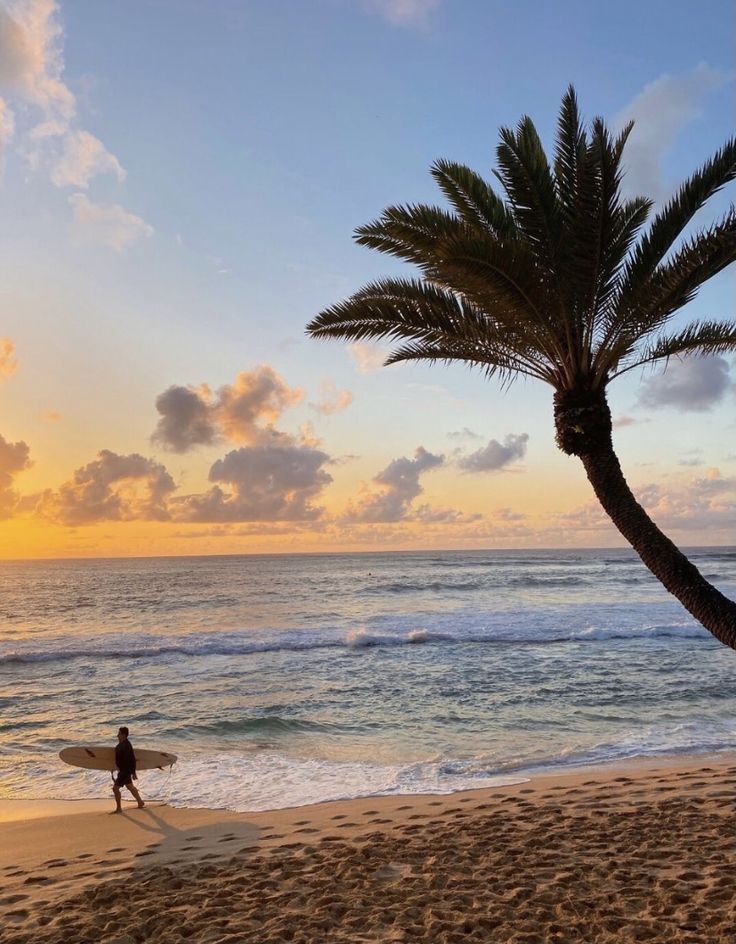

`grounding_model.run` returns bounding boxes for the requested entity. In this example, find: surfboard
[59,746,177,772]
